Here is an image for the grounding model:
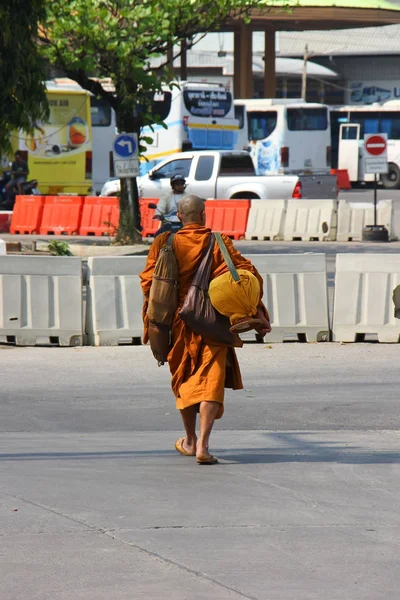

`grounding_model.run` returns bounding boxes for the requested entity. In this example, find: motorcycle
[148,203,183,237]
[0,176,40,211]
[0,170,12,205]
